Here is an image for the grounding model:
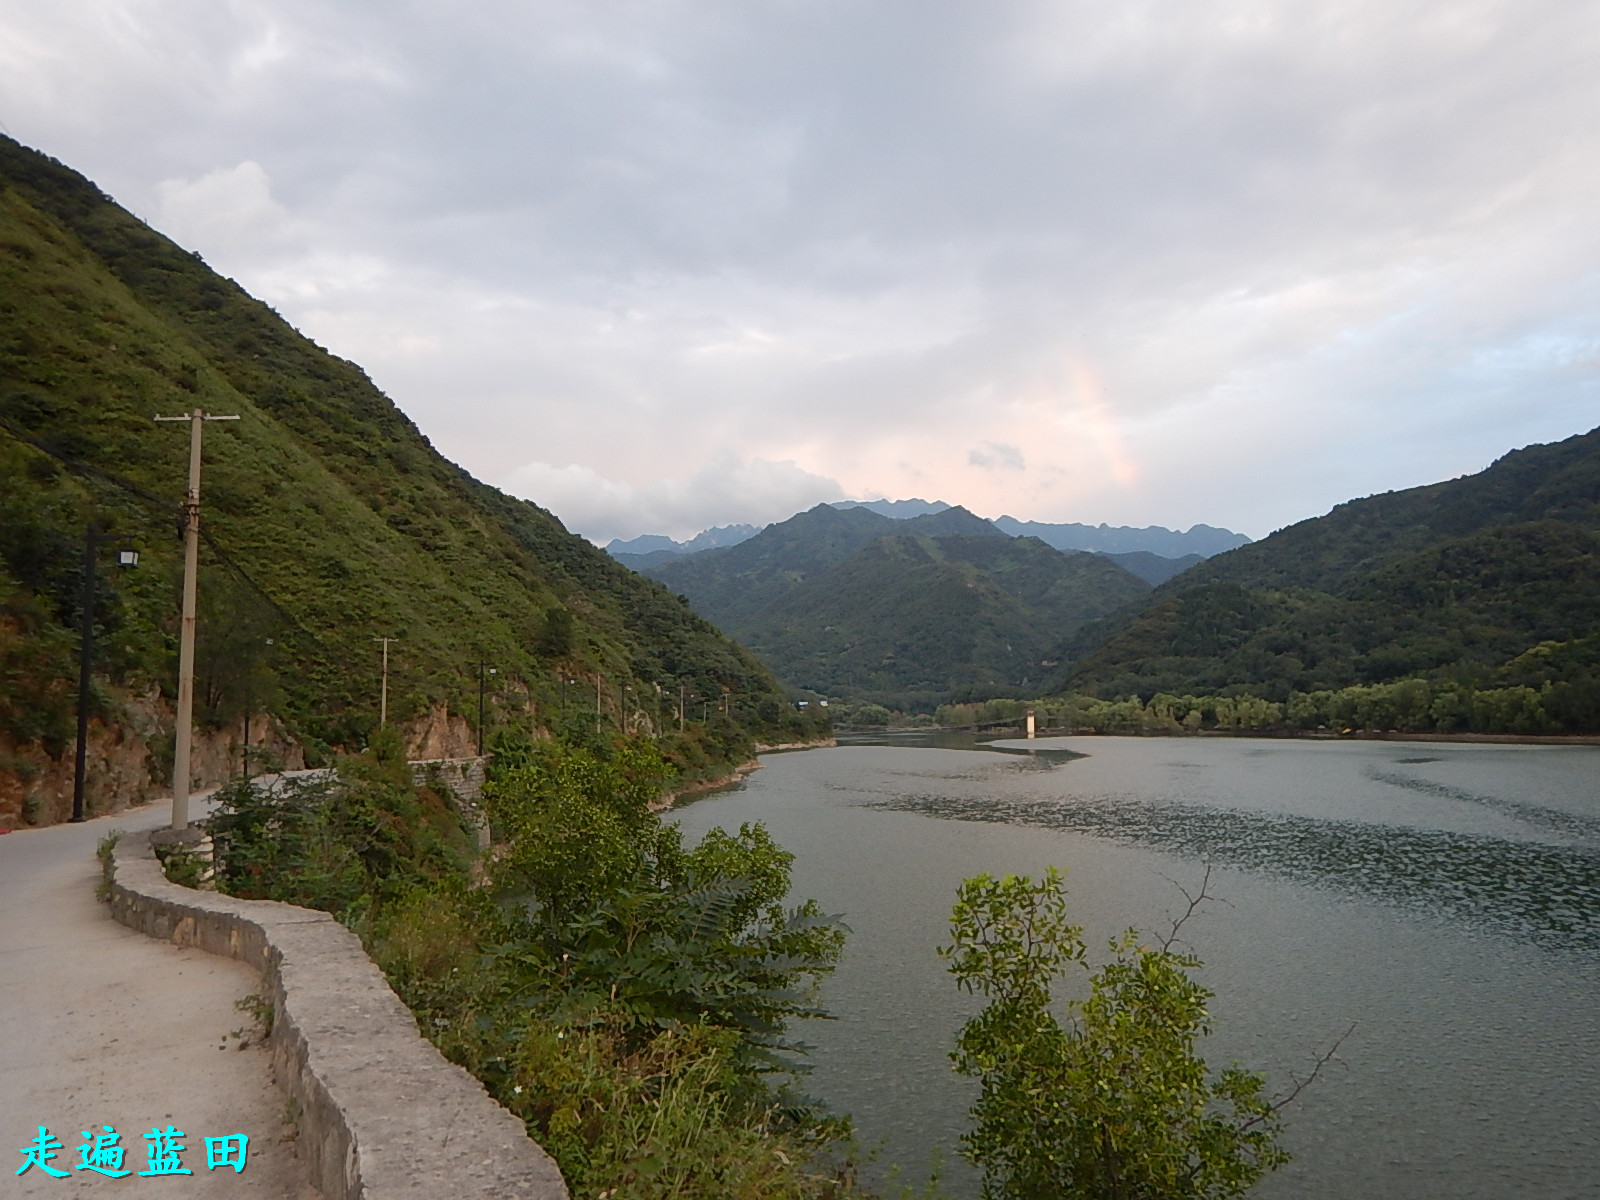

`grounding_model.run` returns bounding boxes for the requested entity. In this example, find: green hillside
[644,507,1150,707]
[1062,426,1600,723]
[0,135,820,820]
